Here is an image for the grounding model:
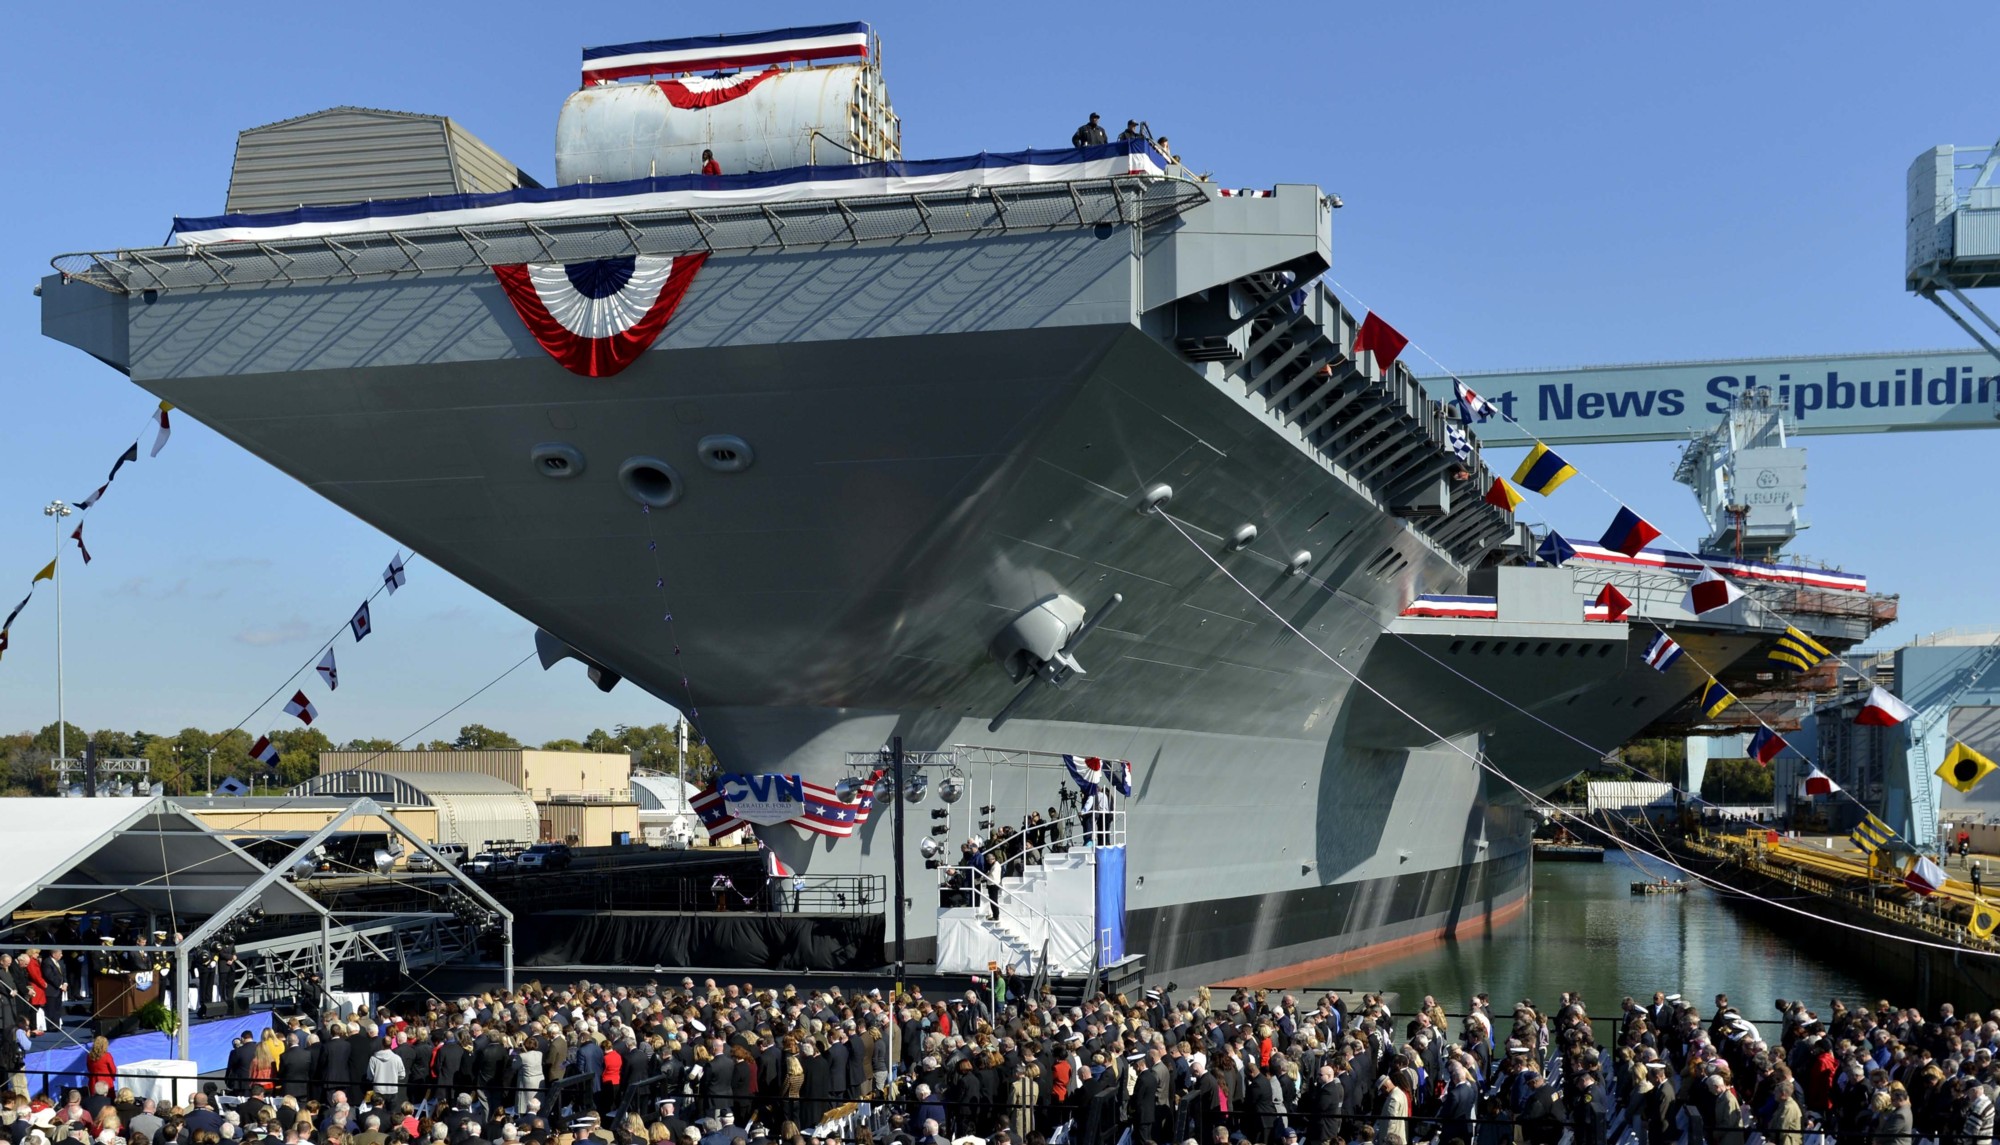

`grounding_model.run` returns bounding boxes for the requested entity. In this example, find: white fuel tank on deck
[555,63,900,184]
